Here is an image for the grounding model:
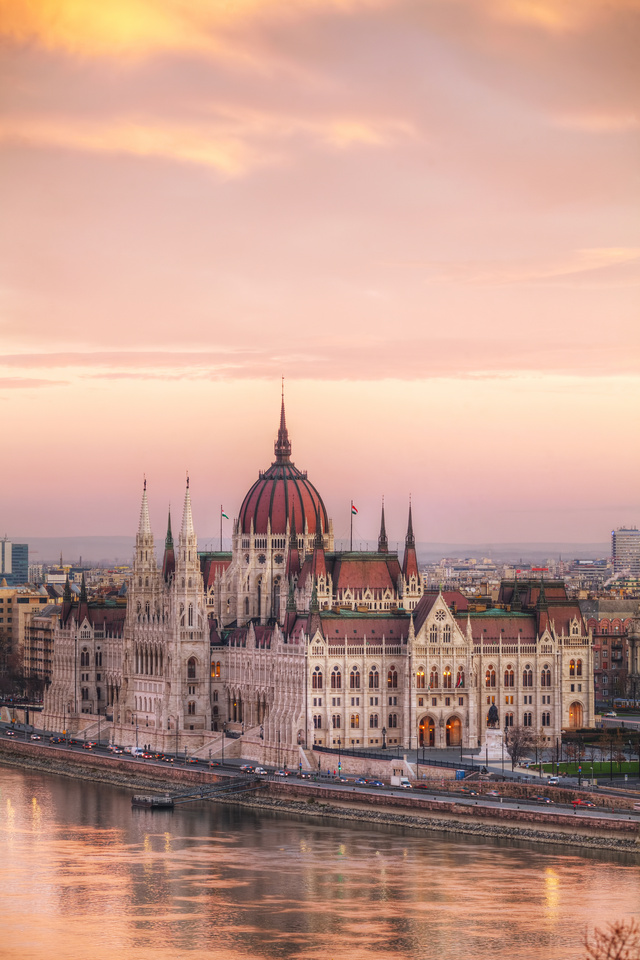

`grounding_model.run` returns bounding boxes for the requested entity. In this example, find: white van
[131,747,144,757]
